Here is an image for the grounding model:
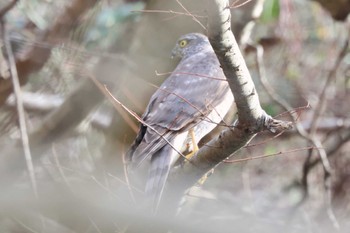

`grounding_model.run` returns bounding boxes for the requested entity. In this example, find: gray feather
[127,33,234,211]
